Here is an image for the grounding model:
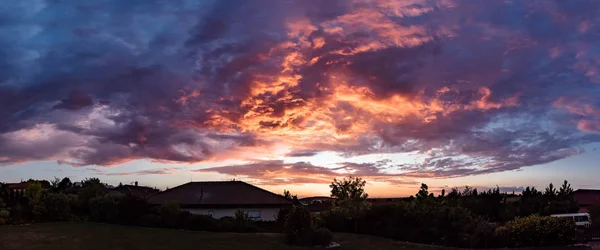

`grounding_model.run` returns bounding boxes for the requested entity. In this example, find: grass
[0,222,448,250]
[0,222,588,250]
